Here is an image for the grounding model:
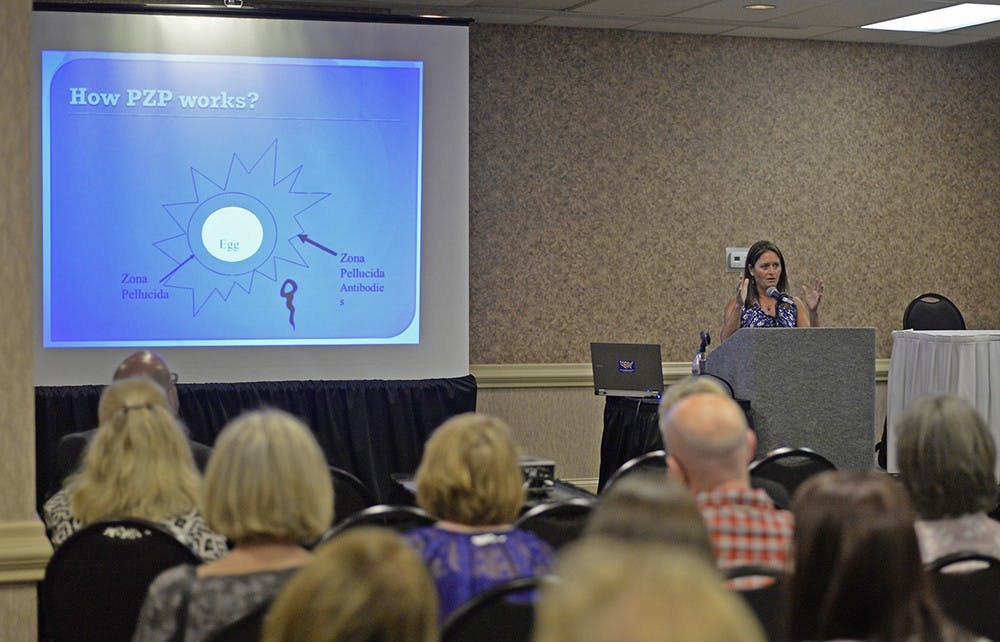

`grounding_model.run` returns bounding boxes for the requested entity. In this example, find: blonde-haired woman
[405,412,553,621]
[535,539,765,642]
[42,377,227,560]
[262,528,439,642]
[132,408,332,642]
